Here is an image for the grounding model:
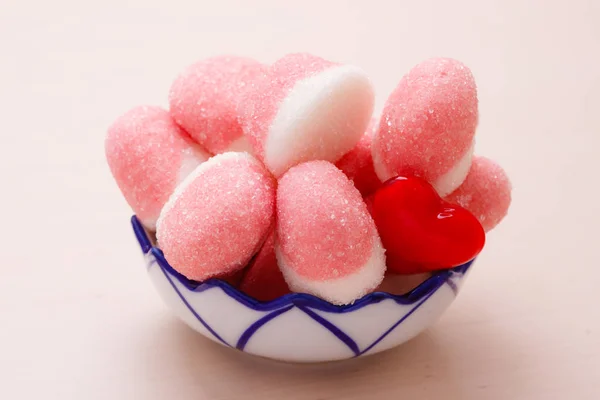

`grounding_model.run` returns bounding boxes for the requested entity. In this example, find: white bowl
[132,216,473,363]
